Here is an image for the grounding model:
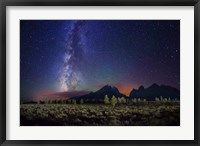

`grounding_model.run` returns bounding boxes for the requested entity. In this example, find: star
[20,20,180,99]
